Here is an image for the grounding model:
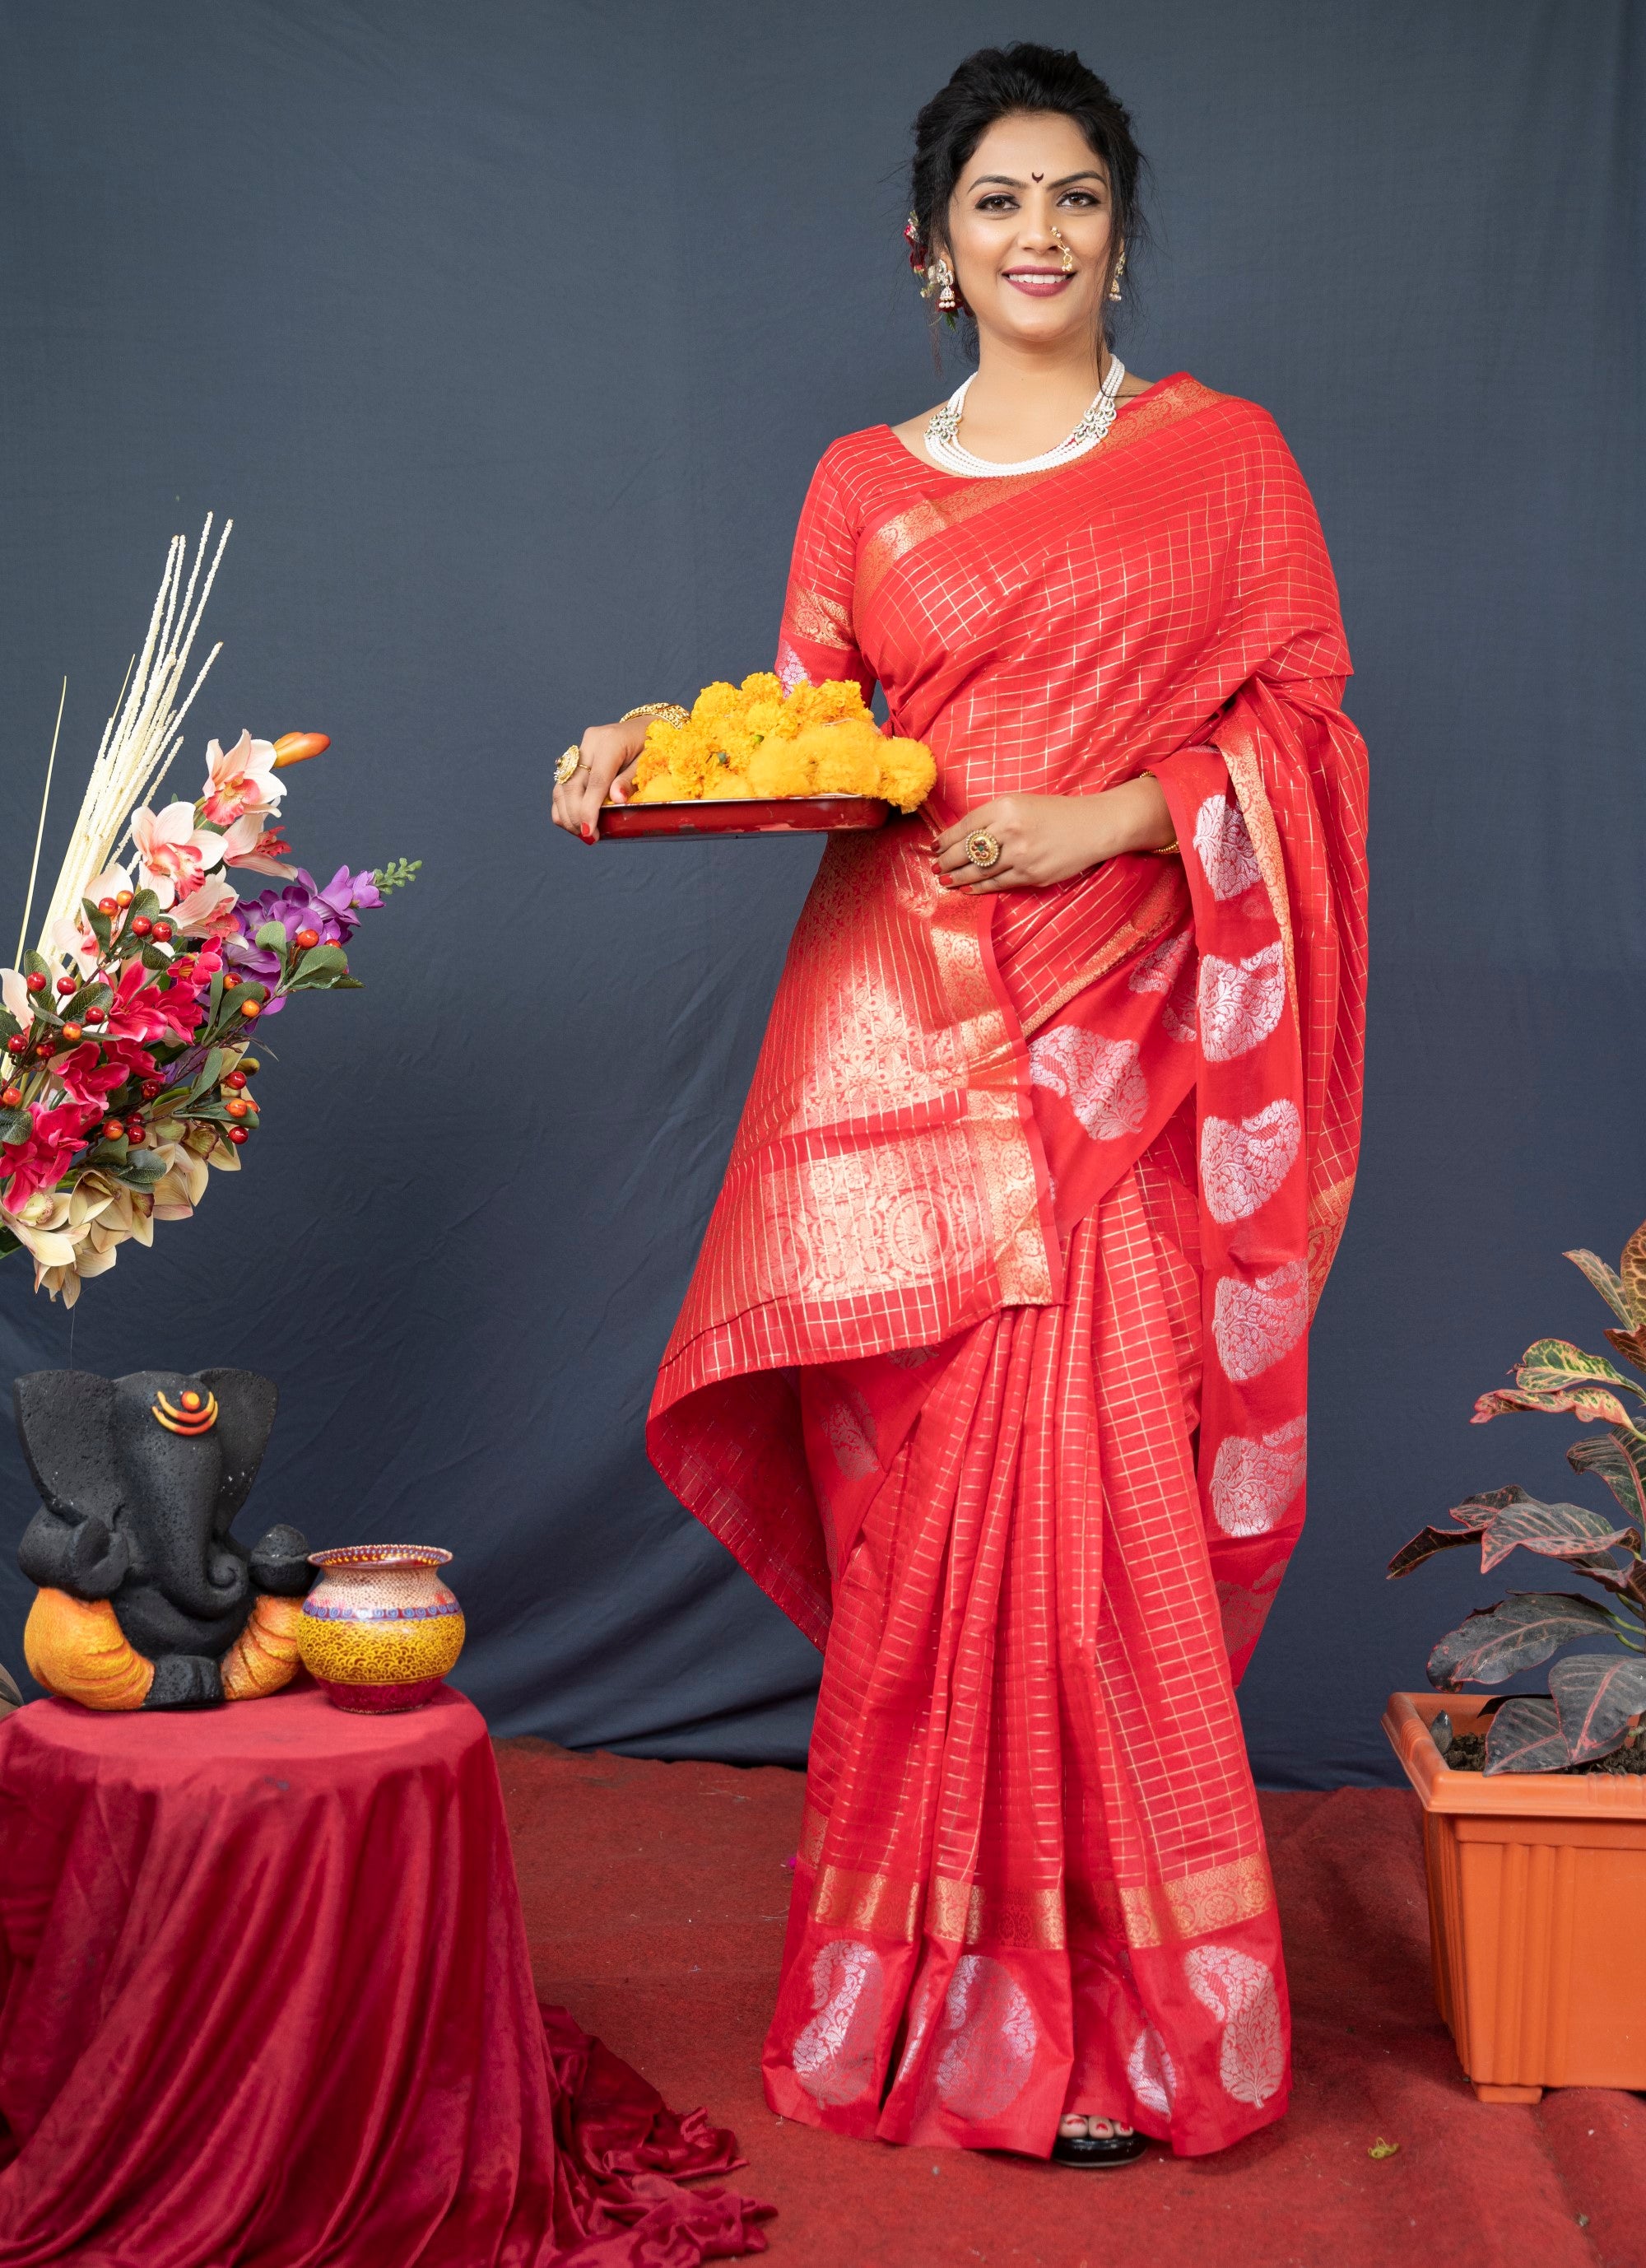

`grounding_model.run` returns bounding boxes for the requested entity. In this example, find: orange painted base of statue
[24,1589,305,1711]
